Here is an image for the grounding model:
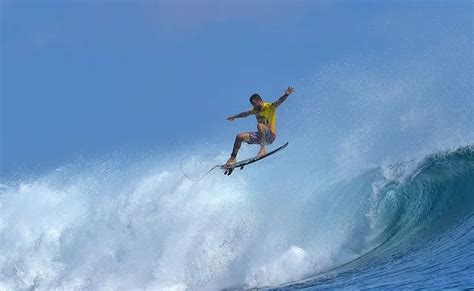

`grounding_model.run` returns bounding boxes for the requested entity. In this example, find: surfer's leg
[225,133,250,174]
[257,144,266,158]
[227,132,250,164]
[256,123,268,157]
